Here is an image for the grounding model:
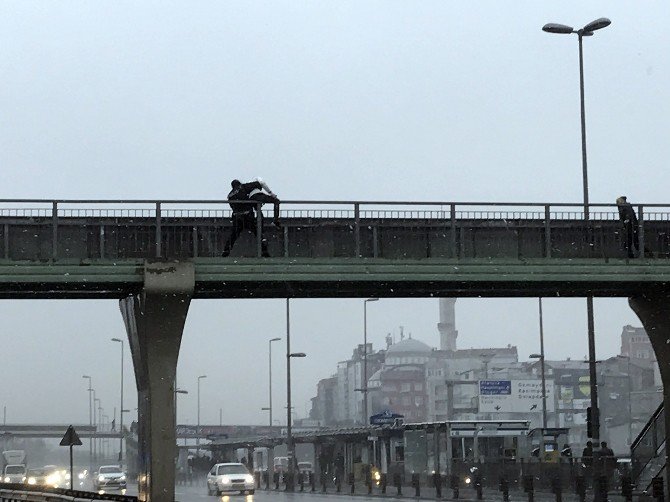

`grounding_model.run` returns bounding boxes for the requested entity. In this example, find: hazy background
[0,1,667,426]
